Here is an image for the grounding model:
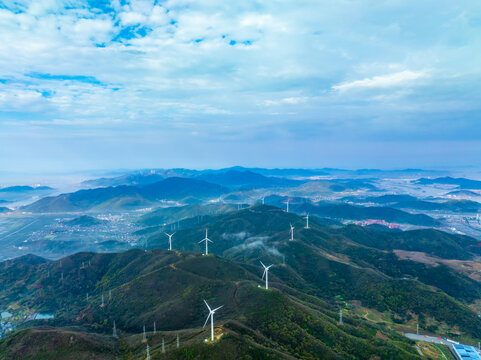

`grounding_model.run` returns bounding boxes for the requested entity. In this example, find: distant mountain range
[344,194,481,213]
[22,177,228,213]
[446,190,481,197]
[306,203,438,226]
[82,169,303,190]
[0,206,10,213]
[415,176,481,189]
[81,172,164,187]
[265,195,438,226]
[195,170,303,189]
[0,185,53,193]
